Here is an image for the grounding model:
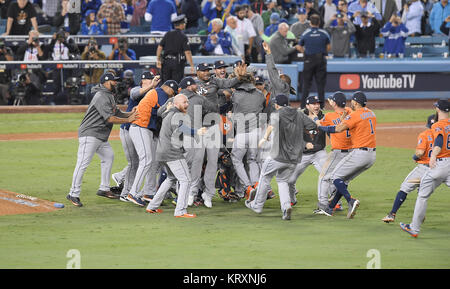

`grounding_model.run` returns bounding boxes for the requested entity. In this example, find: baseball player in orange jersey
[316,91,376,218]
[382,115,435,223]
[400,99,450,238]
[314,92,353,215]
